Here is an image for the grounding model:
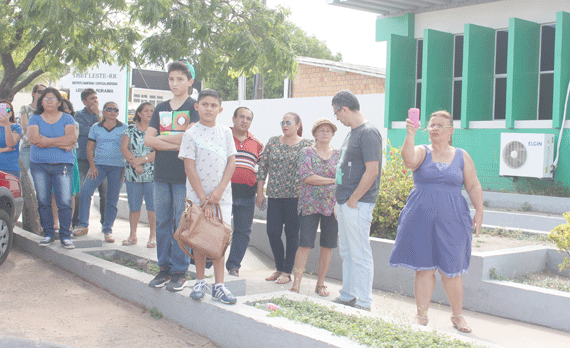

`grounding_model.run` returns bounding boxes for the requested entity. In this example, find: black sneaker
[166,273,187,292]
[39,236,55,247]
[61,239,75,249]
[148,270,171,288]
